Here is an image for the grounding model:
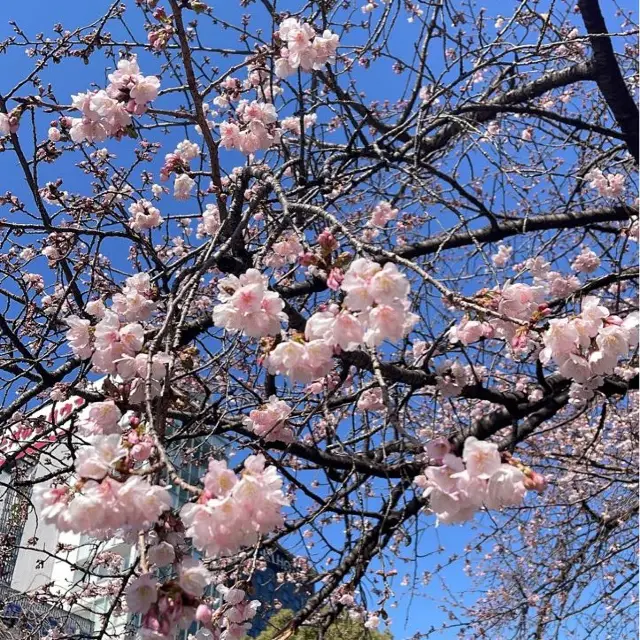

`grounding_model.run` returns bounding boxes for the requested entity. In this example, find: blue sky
[0,1,636,639]
[0,3,480,636]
